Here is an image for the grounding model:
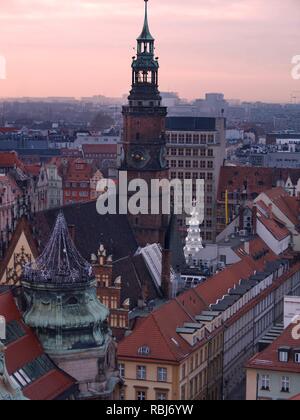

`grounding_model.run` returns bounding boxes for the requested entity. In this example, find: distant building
[62,158,94,205]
